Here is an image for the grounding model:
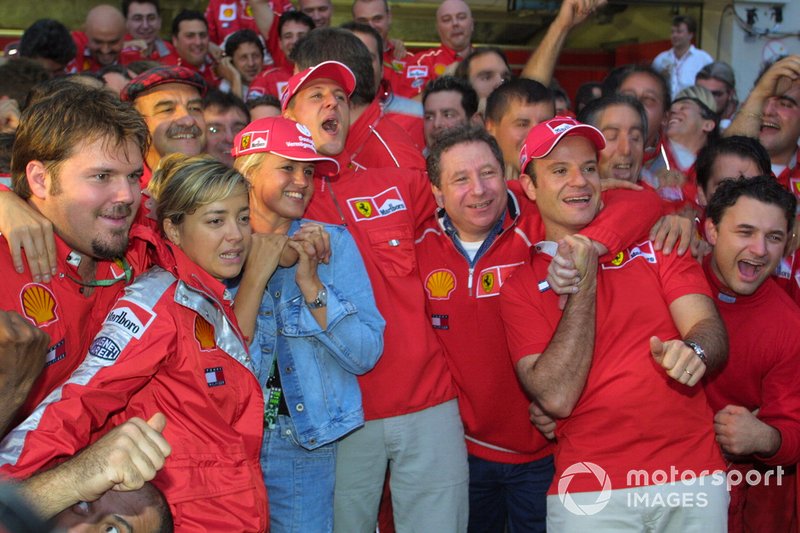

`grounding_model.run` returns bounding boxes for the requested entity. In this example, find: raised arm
[520,0,607,85]
[0,190,57,282]
[514,235,598,418]
[725,55,800,138]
